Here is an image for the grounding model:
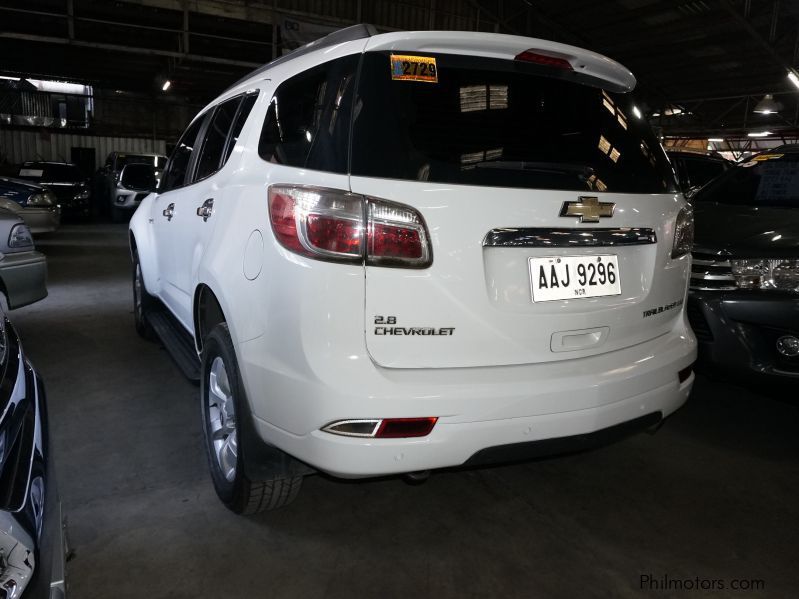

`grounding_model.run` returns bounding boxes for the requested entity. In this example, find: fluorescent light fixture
[753,94,781,114]
[651,112,660,117]
[632,105,642,119]
[788,70,799,90]
[708,138,724,142]
[161,80,171,91]
[747,131,772,137]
